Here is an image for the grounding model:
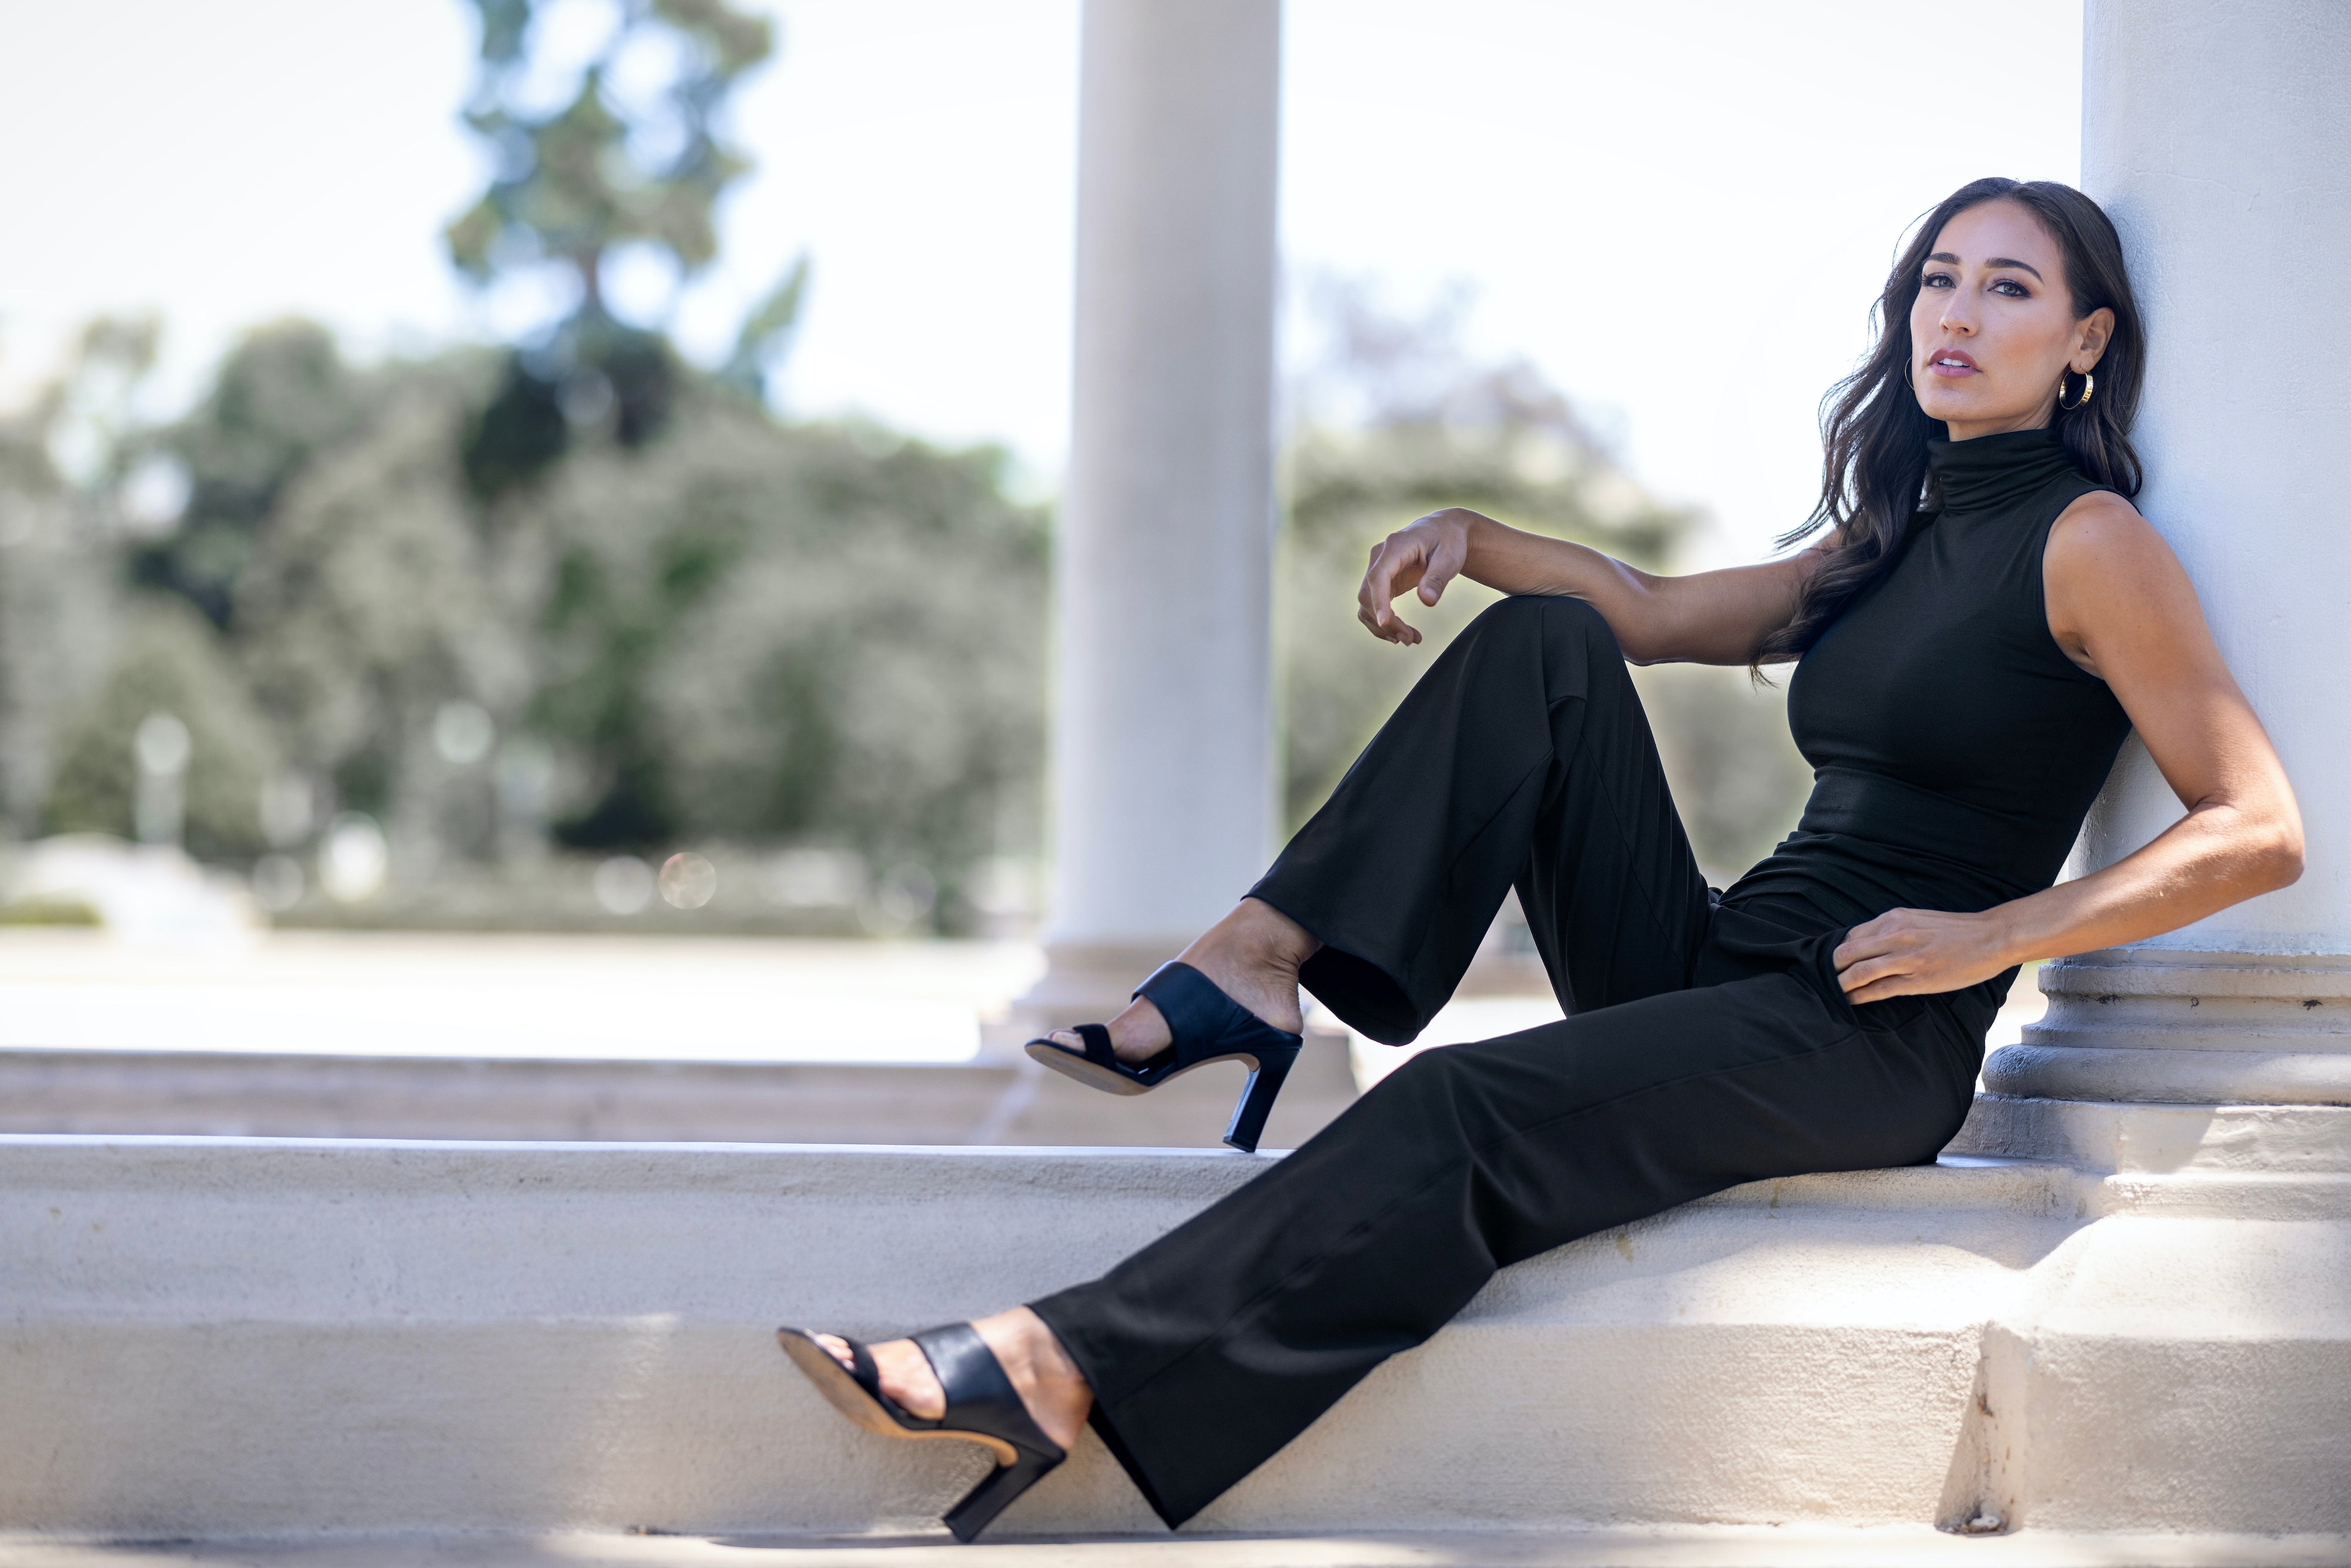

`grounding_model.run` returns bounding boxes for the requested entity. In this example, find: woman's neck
[1944,408,2057,443]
